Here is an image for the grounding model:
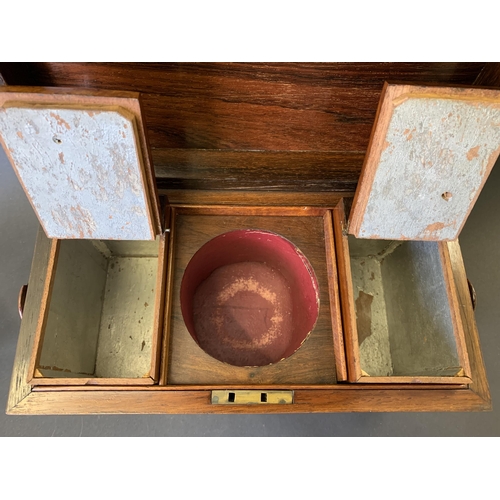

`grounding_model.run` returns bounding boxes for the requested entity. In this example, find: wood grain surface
[0,63,485,151]
[333,200,361,381]
[163,190,351,207]
[474,62,500,87]
[166,207,338,385]
[0,63,492,196]
[7,229,51,413]
[439,242,472,378]
[9,387,489,415]
[447,241,491,404]
[323,211,347,381]
[152,150,365,192]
